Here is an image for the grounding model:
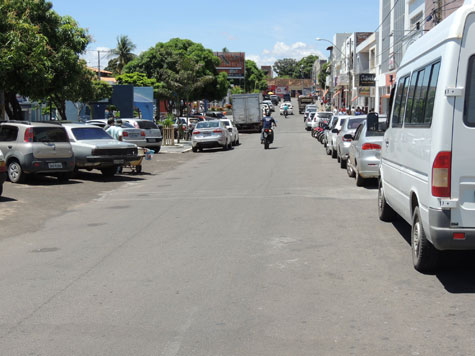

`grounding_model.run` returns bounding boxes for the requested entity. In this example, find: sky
[52,0,380,69]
